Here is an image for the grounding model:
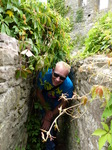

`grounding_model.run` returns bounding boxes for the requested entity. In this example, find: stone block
[0,82,8,93]
[72,55,112,150]
[0,48,19,66]
[0,33,19,52]
[8,78,22,87]
[0,66,16,82]
[0,105,28,149]
[4,88,20,113]
[0,34,30,149]
[0,87,22,123]
[0,94,7,123]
